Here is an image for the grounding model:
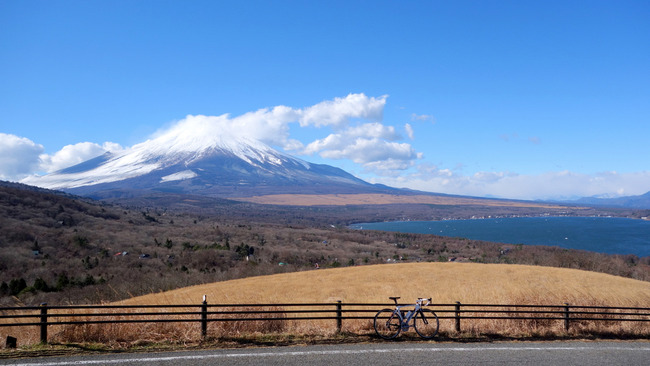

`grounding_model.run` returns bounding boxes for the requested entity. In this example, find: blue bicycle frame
[393,297,426,331]
[374,296,439,339]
